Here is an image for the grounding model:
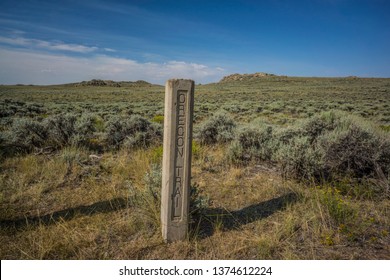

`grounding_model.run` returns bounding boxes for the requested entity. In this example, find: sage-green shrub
[105,115,162,149]
[197,111,236,144]
[279,111,390,182]
[6,118,48,152]
[228,123,275,163]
